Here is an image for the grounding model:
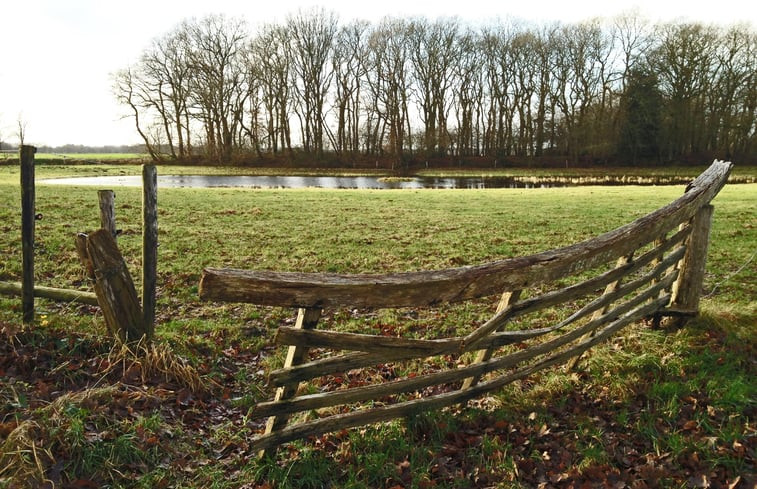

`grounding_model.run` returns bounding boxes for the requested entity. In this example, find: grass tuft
[104,342,207,393]
[0,420,54,487]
